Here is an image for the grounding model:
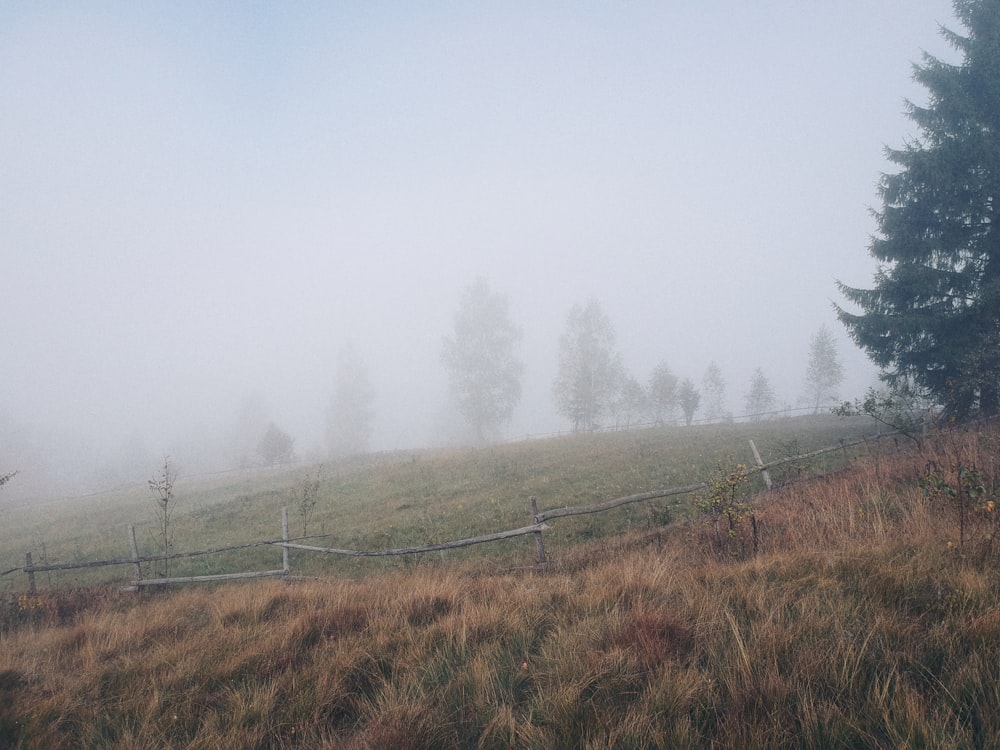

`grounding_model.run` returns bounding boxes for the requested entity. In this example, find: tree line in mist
[277,279,845,465]
[0,278,845,504]
[435,279,844,445]
[212,279,846,475]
